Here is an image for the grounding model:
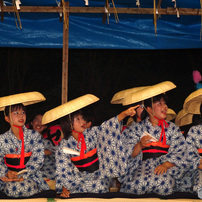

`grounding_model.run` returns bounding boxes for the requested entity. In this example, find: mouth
[81,124,86,129]
[18,119,24,123]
